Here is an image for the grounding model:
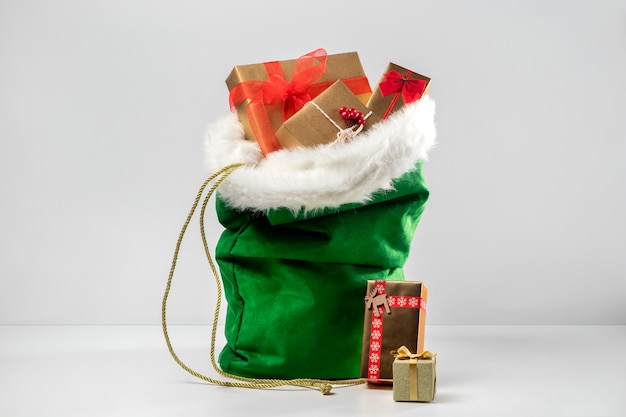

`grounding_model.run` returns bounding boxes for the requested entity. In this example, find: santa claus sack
[204,97,436,380]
